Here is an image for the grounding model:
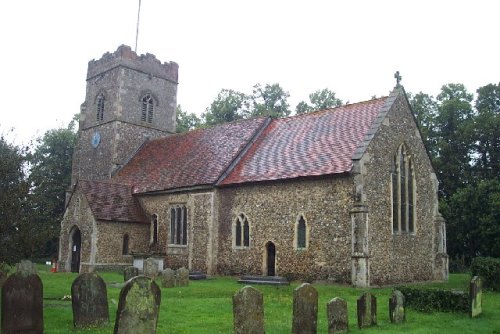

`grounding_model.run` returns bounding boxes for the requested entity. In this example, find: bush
[470,257,500,291]
[398,286,469,313]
